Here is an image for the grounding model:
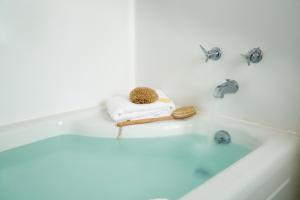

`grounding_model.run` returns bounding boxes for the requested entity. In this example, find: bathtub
[0,107,299,200]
